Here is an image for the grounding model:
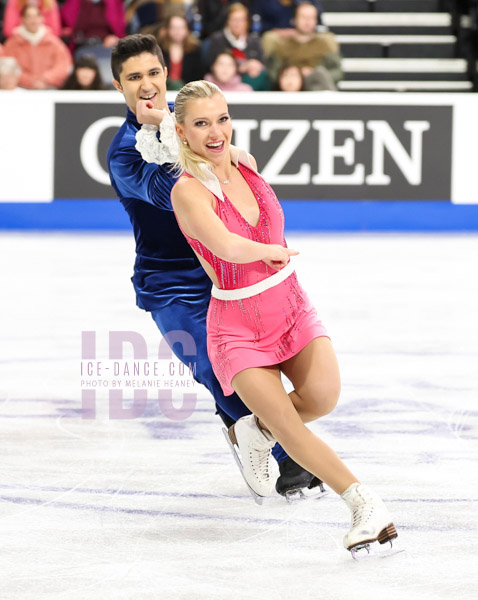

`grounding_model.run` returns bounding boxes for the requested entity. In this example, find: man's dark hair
[111,34,166,82]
